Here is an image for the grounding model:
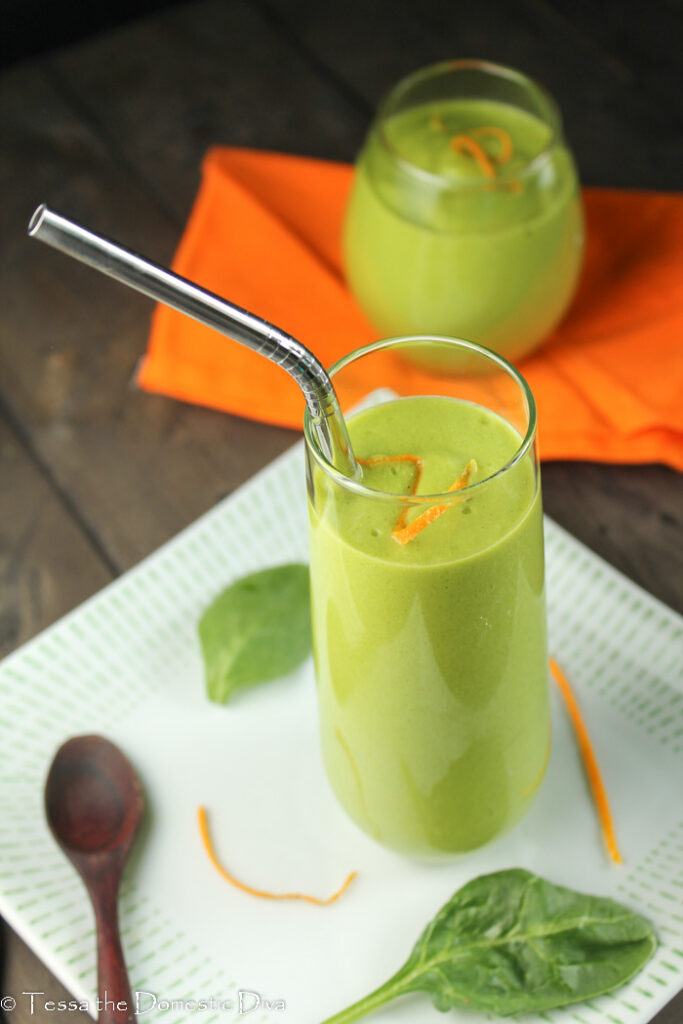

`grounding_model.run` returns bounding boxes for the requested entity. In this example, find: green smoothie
[308,395,549,856]
[344,97,584,363]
